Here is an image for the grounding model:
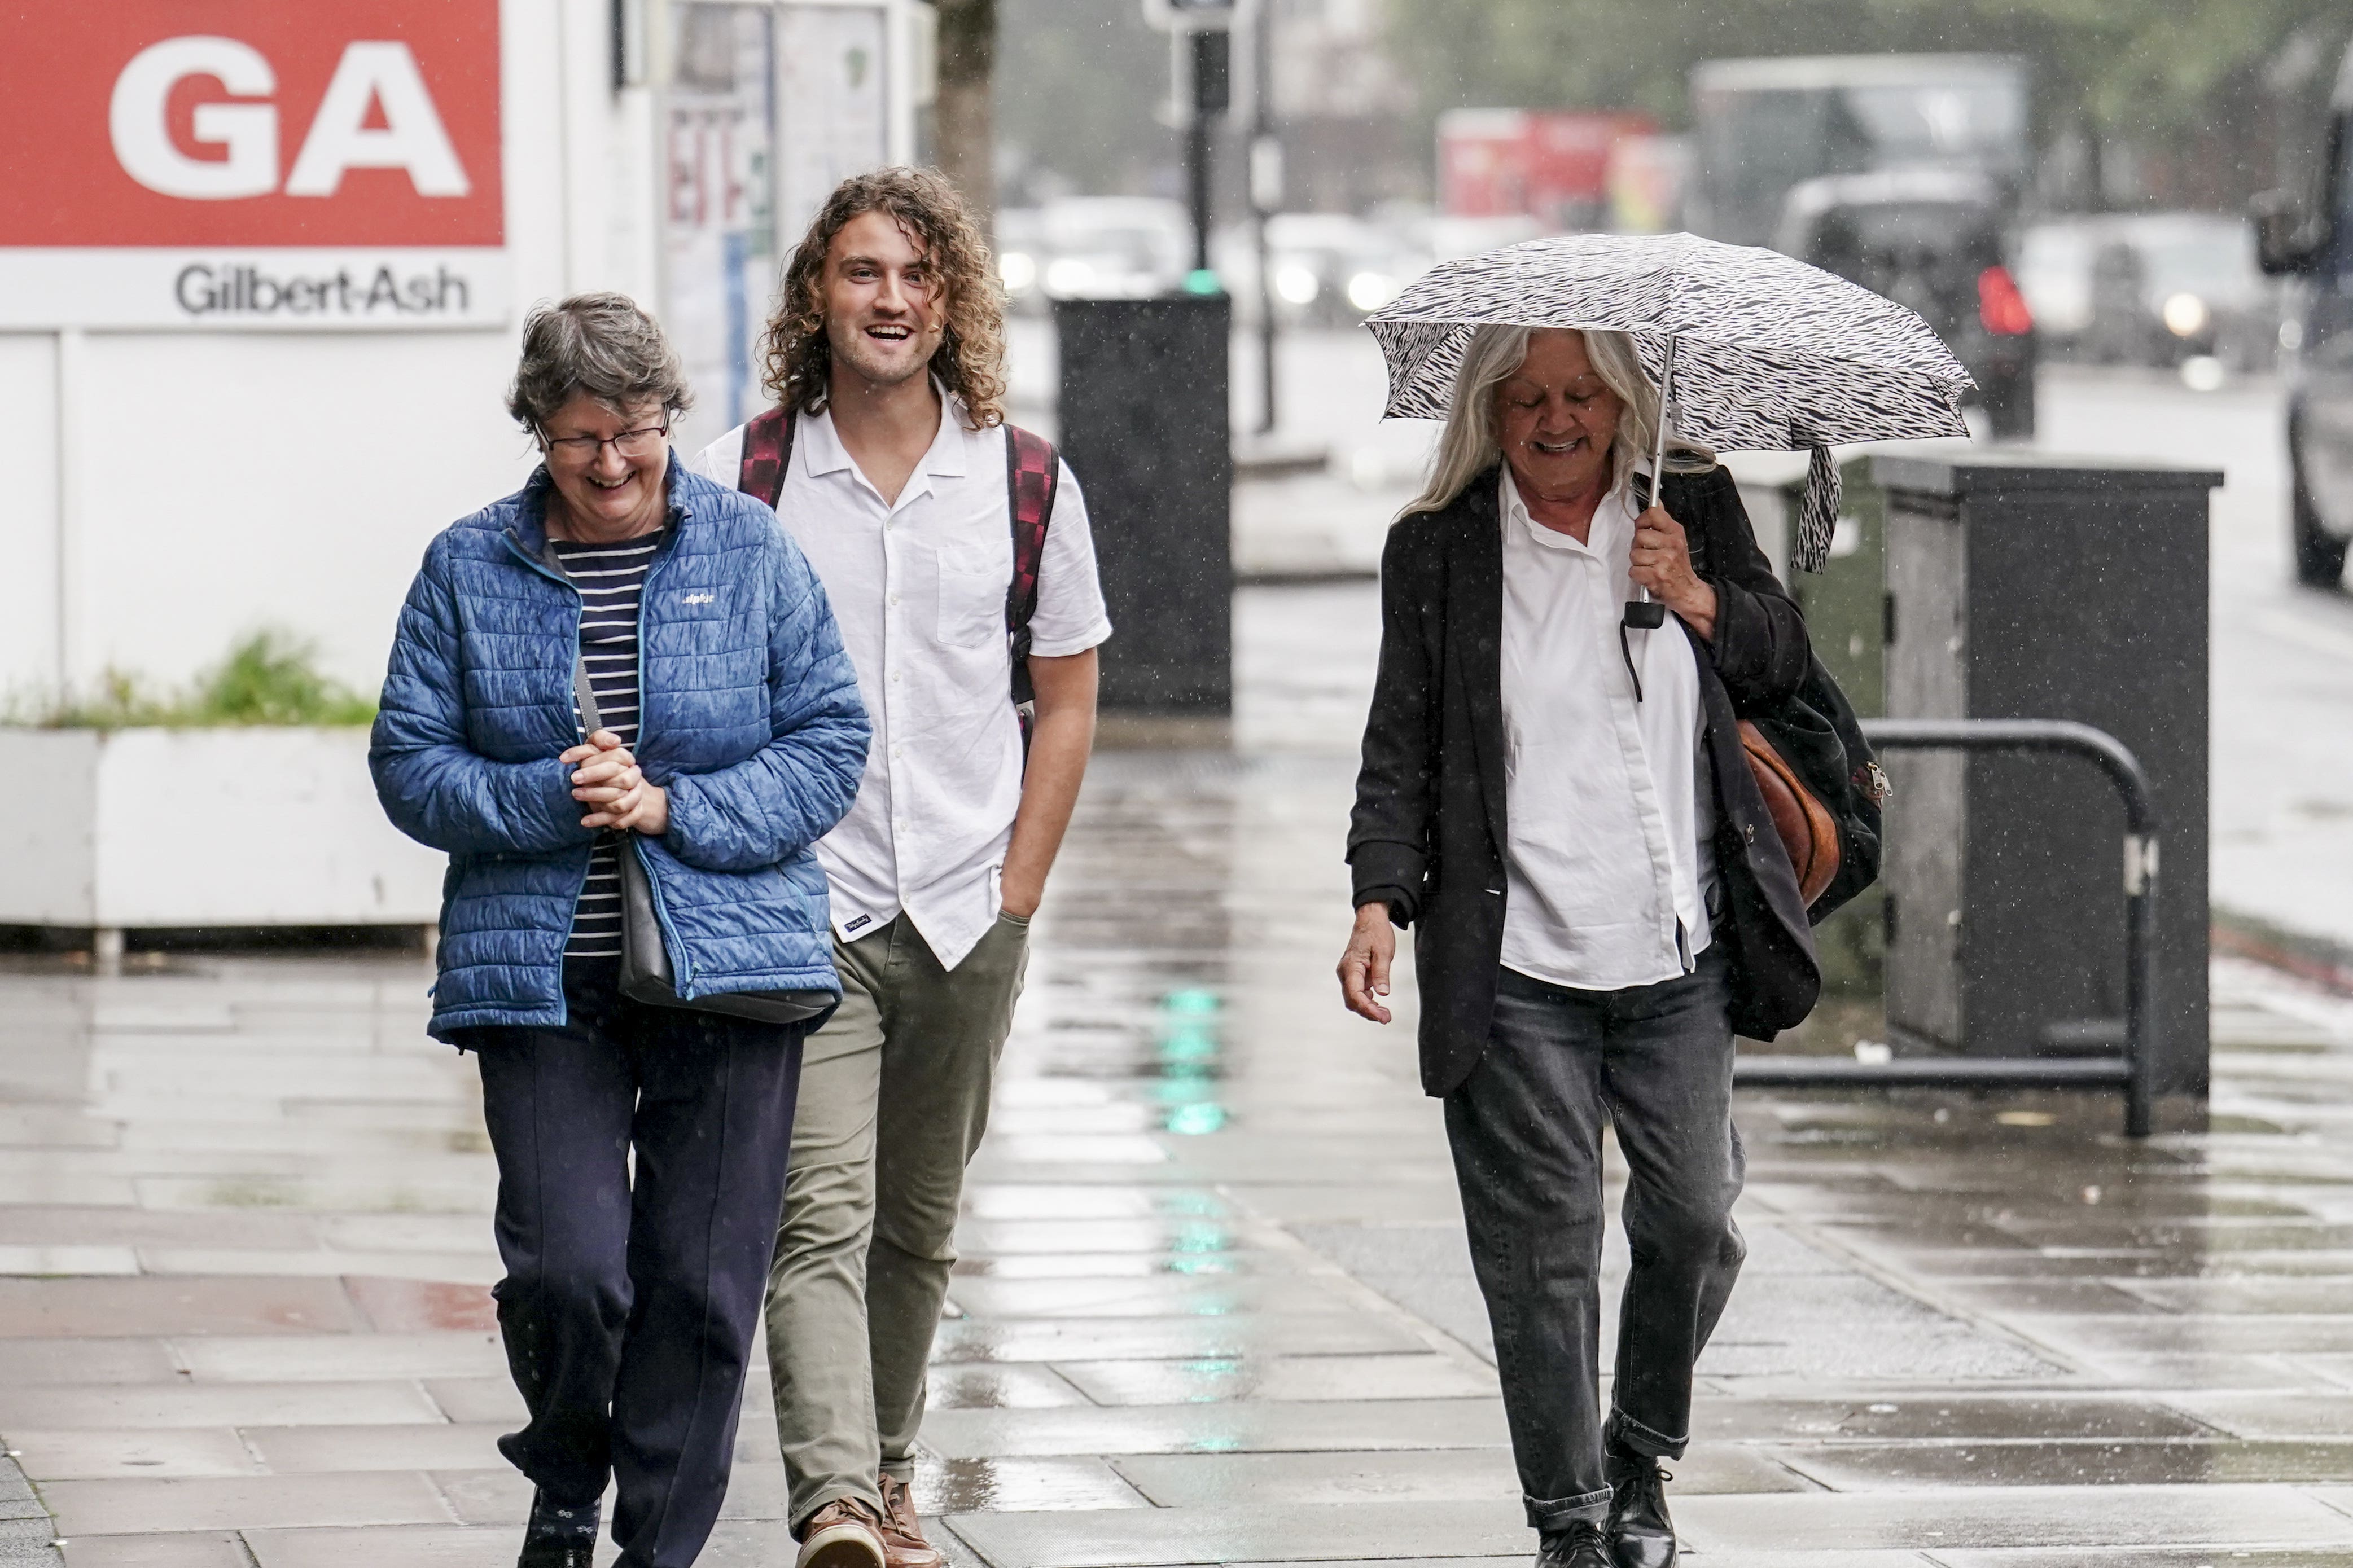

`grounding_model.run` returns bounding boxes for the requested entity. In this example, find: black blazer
[1348,464,1822,1097]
